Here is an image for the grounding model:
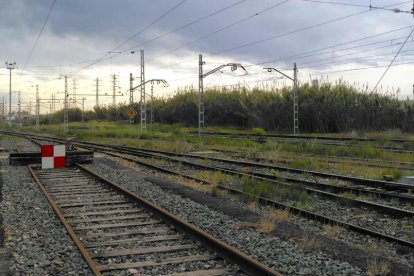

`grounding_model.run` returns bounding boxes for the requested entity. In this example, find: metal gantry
[198,54,247,136]
[263,63,299,135]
